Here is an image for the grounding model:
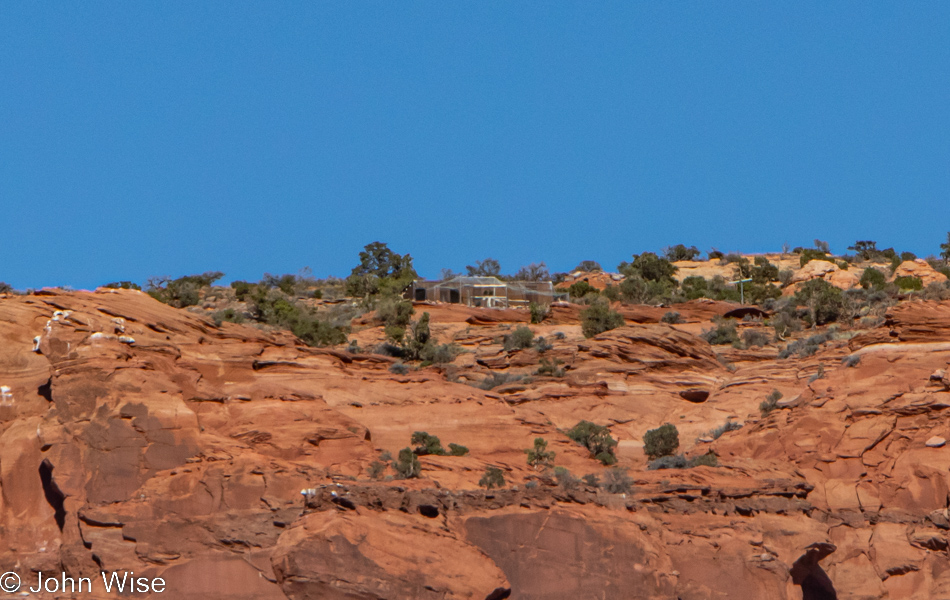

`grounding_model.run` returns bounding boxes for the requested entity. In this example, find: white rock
[926,436,946,448]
